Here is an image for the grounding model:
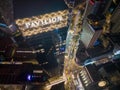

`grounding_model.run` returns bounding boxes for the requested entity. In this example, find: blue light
[0,23,8,28]
[84,61,94,66]
[94,40,100,46]
[84,59,95,66]
[54,29,59,34]
[27,75,31,81]
[109,8,114,13]
[60,47,65,52]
